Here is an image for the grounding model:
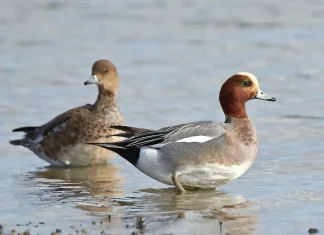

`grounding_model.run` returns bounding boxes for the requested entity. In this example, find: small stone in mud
[131,232,138,235]
[51,233,59,235]
[308,228,319,234]
[56,228,62,233]
[39,222,45,225]
[108,215,111,222]
[34,225,38,227]
[81,229,87,233]
[16,224,24,227]
[92,221,96,225]
[100,221,103,225]
[177,212,185,219]
[0,224,3,234]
